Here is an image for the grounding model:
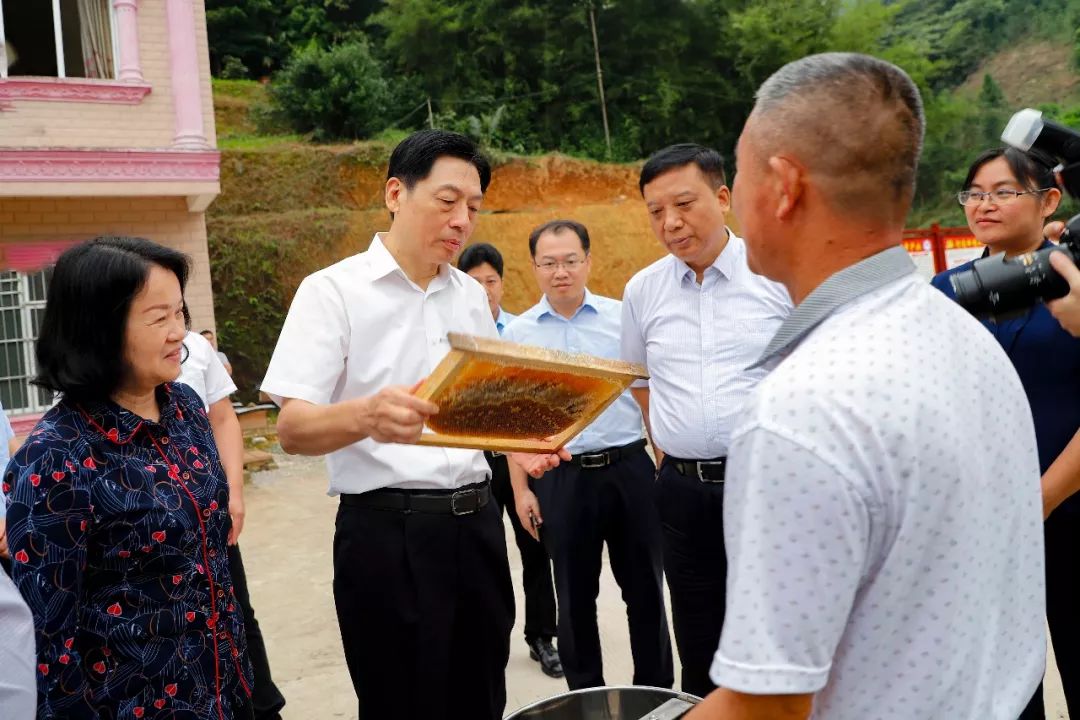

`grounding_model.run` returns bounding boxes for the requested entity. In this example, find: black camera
[949,109,1080,320]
